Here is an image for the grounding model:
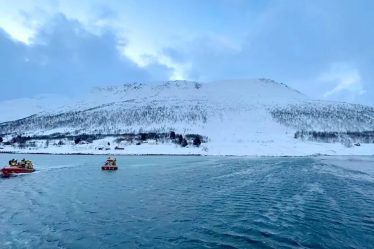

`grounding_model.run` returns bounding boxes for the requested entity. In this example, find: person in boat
[19,158,27,168]
[25,160,33,169]
[105,157,117,166]
[9,159,17,166]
